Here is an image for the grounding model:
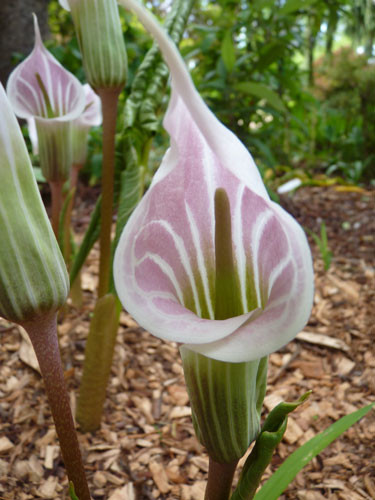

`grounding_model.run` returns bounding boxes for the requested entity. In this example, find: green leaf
[254,403,374,500]
[113,146,145,252]
[235,82,286,113]
[278,0,316,16]
[69,481,79,500]
[58,187,76,259]
[231,392,310,500]
[32,166,46,183]
[69,196,101,287]
[252,0,276,11]
[221,30,236,73]
[254,43,286,71]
